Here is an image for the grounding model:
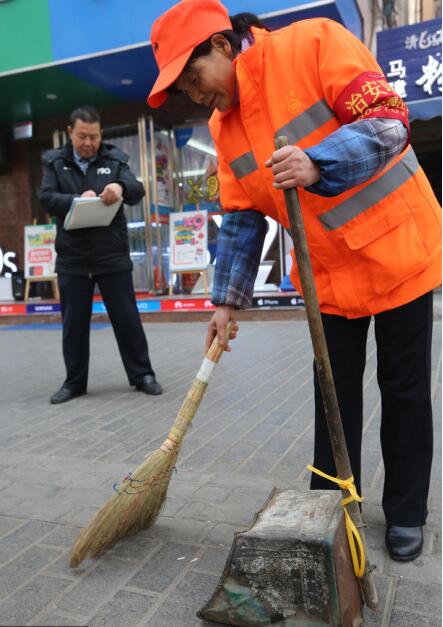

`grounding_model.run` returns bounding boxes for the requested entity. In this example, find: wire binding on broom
[69,323,232,568]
